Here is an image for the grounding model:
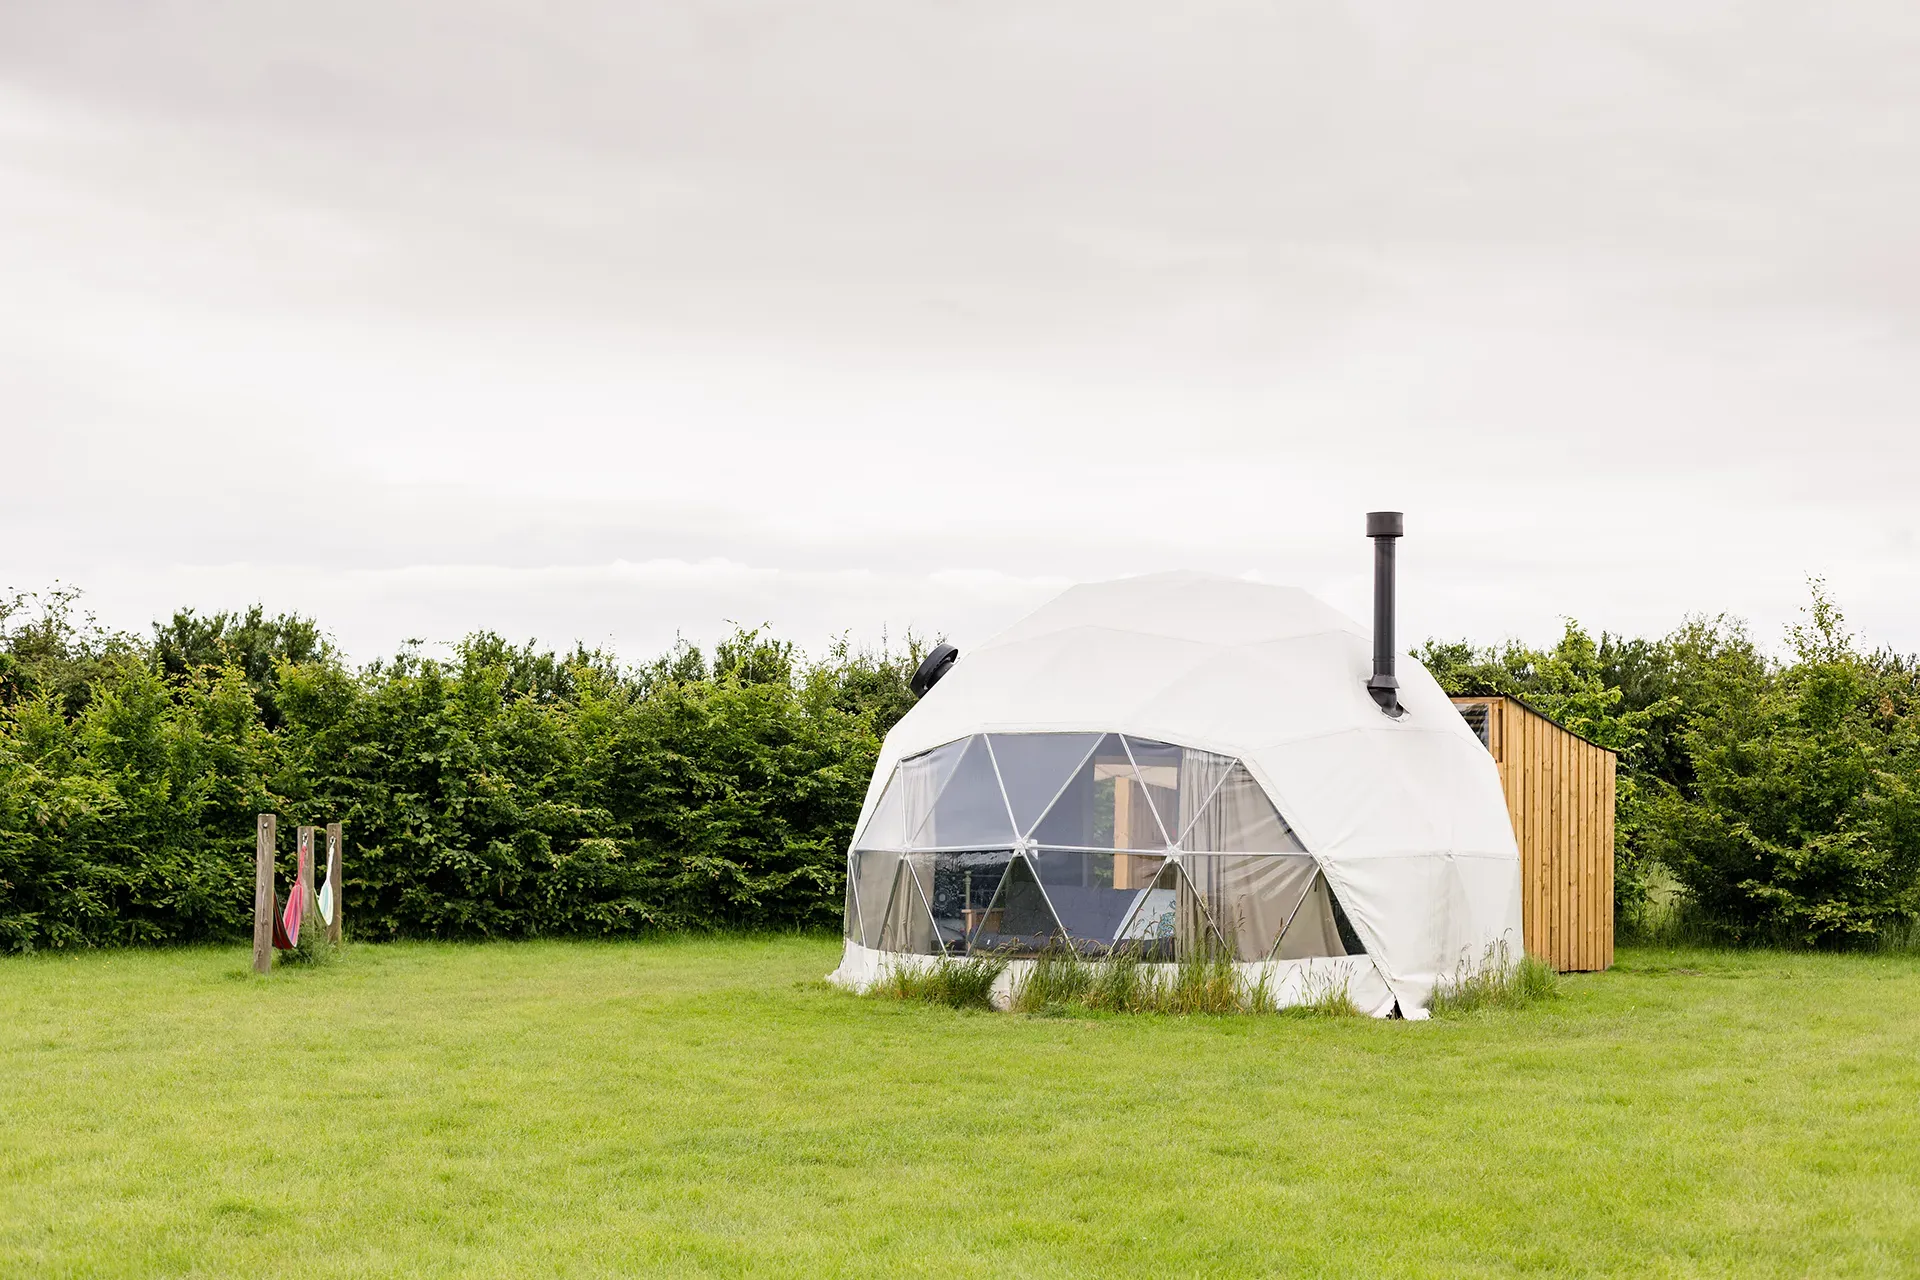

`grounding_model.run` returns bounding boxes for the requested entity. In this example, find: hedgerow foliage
[0,589,919,951]
[1643,590,1920,946]
[1420,581,1920,946]
[3,581,1916,952]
